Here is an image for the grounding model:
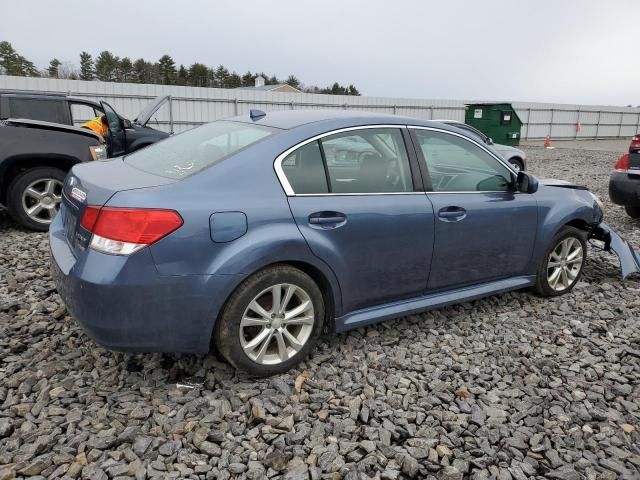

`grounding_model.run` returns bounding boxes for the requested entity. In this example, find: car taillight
[614,153,630,173]
[80,206,183,255]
